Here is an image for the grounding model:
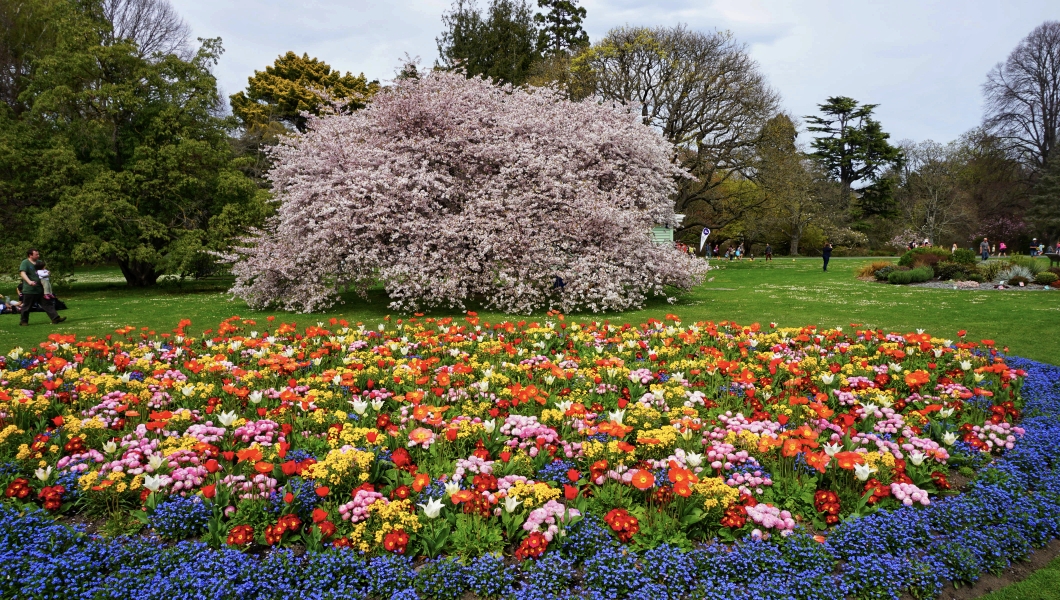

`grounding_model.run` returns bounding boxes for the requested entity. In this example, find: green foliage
[0,2,266,286]
[934,262,970,281]
[436,0,541,86]
[1007,255,1045,276]
[805,96,904,198]
[229,51,379,133]
[888,266,933,284]
[1034,271,1058,285]
[449,513,506,558]
[951,248,977,265]
[534,0,588,56]
[897,246,952,267]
